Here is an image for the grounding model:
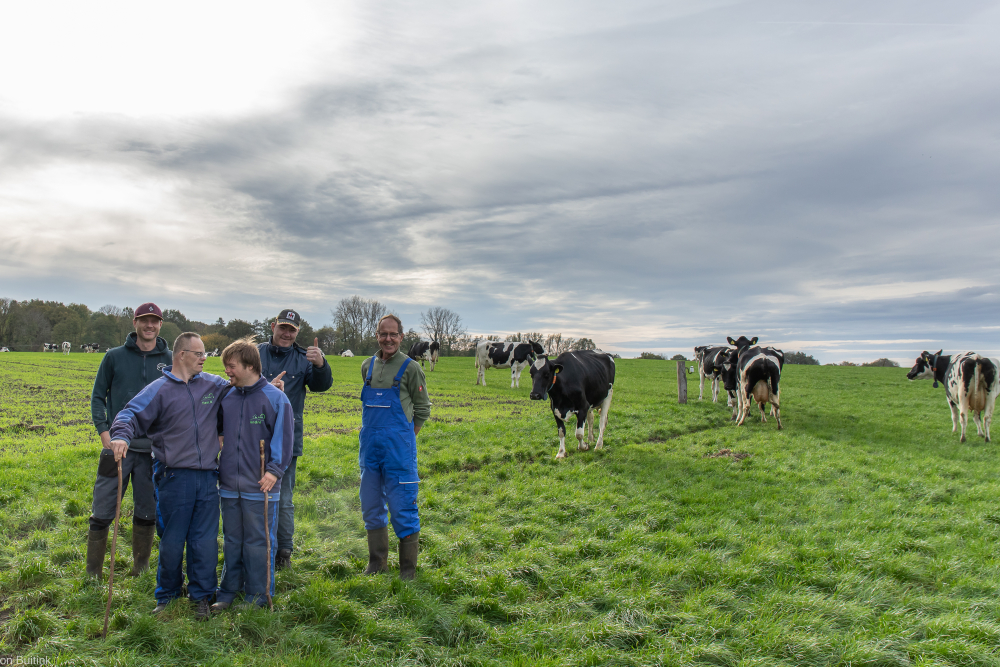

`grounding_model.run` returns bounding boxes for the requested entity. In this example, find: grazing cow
[340,349,354,357]
[529,350,616,459]
[475,340,545,387]
[408,340,441,371]
[719,345,784,427]
[907,350,1000,443]
[207,348,219,357]
[43,343,59,352]
[693,345,731,402]
[0,347,8,352]
[80,343,100,353]
[61,341,71,355]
